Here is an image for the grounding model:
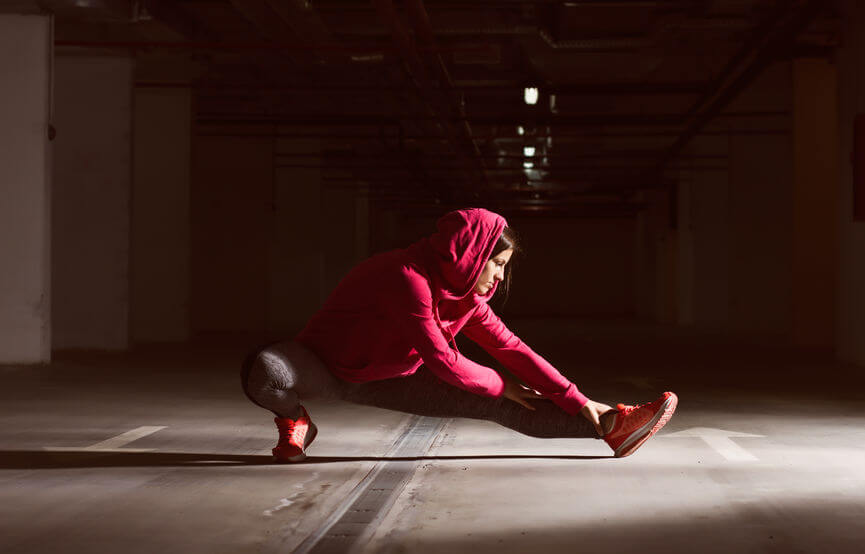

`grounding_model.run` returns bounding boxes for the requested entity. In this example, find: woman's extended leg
[343,367,601,439]
[241,340,600,440]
